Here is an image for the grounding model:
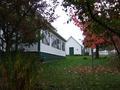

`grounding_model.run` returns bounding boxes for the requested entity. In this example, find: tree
[63,0,120,36]
[83,29,110,58]
[72,15,110,58]
[63,0,120,55]
[0,0,59,52]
